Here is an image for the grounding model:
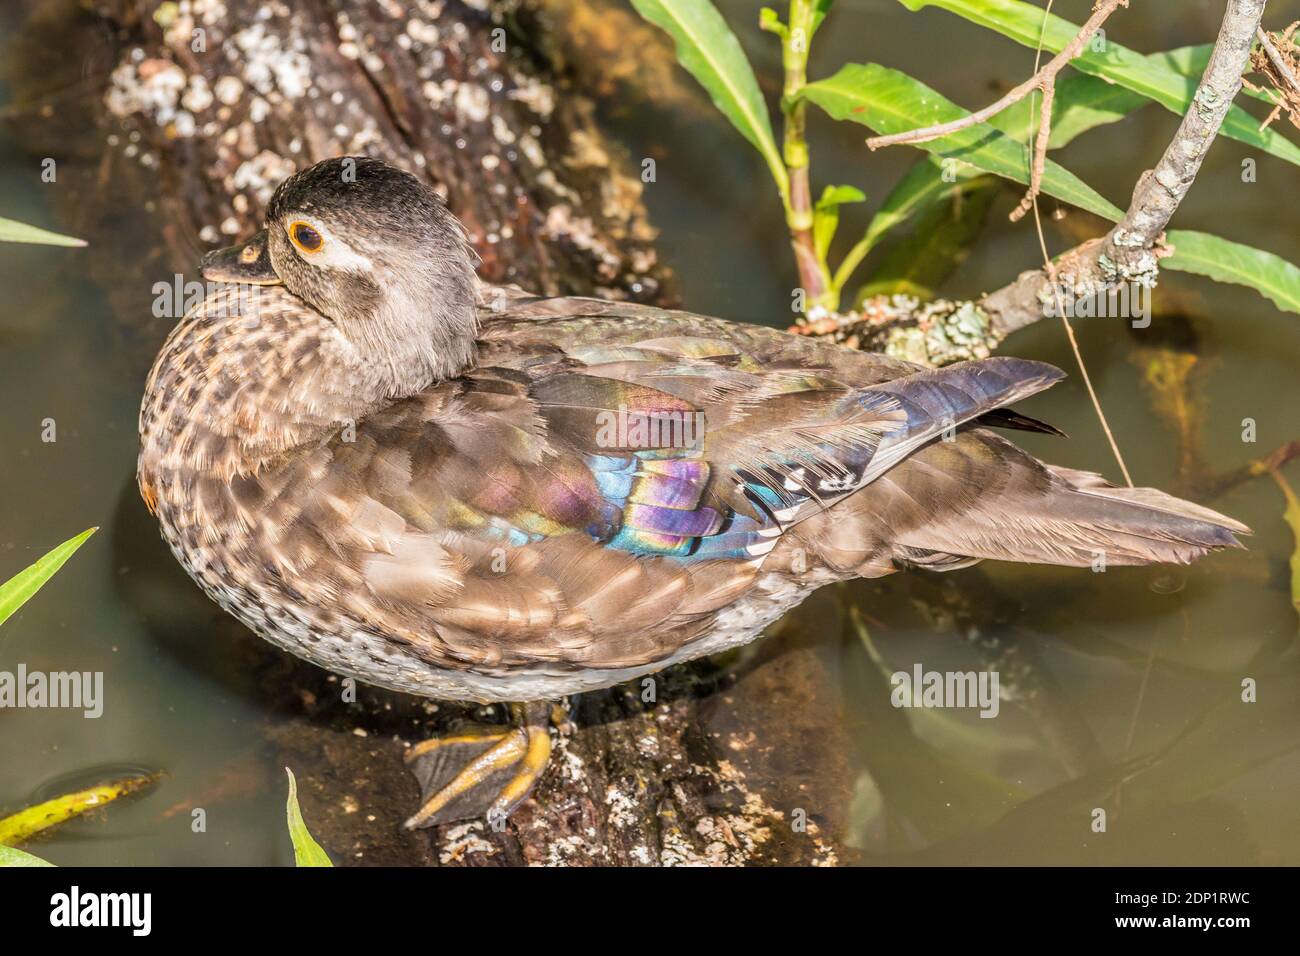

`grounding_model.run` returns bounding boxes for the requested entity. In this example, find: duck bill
[199,229,282,285]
